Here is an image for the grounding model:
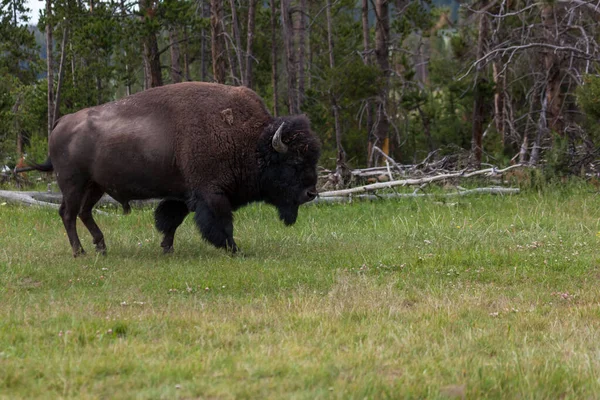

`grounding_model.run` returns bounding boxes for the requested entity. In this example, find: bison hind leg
[78,183,107,254]
[60,201,85,257]
[155,200,189,253]
[58,187,86,257]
